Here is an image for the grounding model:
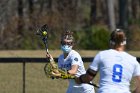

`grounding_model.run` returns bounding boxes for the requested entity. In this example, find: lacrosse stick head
[36,24,49,44]
[44,62,56,79]
[36,24,49,53]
